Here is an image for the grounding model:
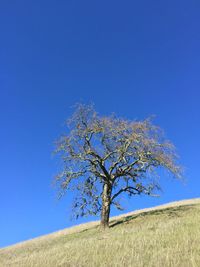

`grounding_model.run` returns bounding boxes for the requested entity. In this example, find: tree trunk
[100,183,112,229]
